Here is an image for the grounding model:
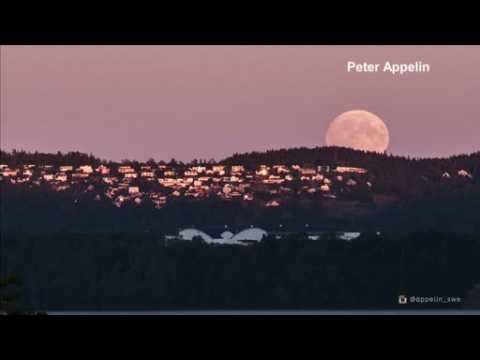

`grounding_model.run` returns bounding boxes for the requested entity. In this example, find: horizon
[2,46,480,161]
[2,145,479,164]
